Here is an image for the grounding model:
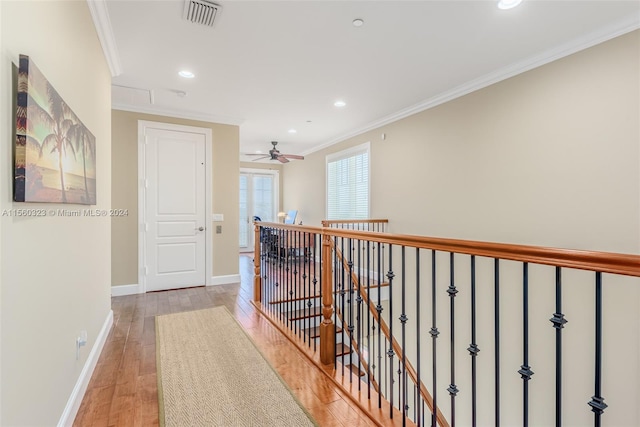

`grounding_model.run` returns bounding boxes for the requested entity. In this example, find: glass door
[239,170,278,251]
